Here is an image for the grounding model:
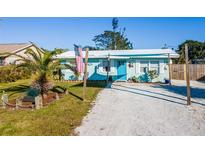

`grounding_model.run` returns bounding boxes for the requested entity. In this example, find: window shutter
[135,60,140,74]
[159,59,164,74]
